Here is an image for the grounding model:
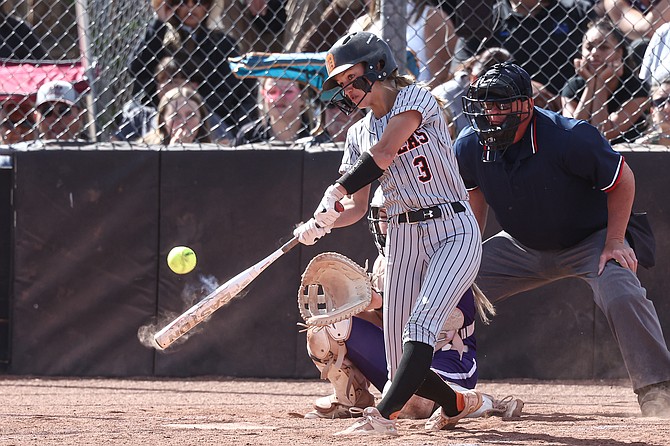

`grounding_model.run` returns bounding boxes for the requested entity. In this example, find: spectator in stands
[639,22,670,86]
[0,4,47,60]
[215,0,286,53]
[295,0,368,52]
[301,102,367,147]
[115,55,231,144]
[128,0,257,137]
[433,47,512,137]
[604,0,670,41]
[636,76,670,146]
[34,80,86,142]
[1,99,35,144]
[348,0,454,88]
[295,0,495,76]
[142,86,212,145]
[561,18,649,144]
[453,0,590,110]
[283,0,331,51]
[234,78,314,146]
